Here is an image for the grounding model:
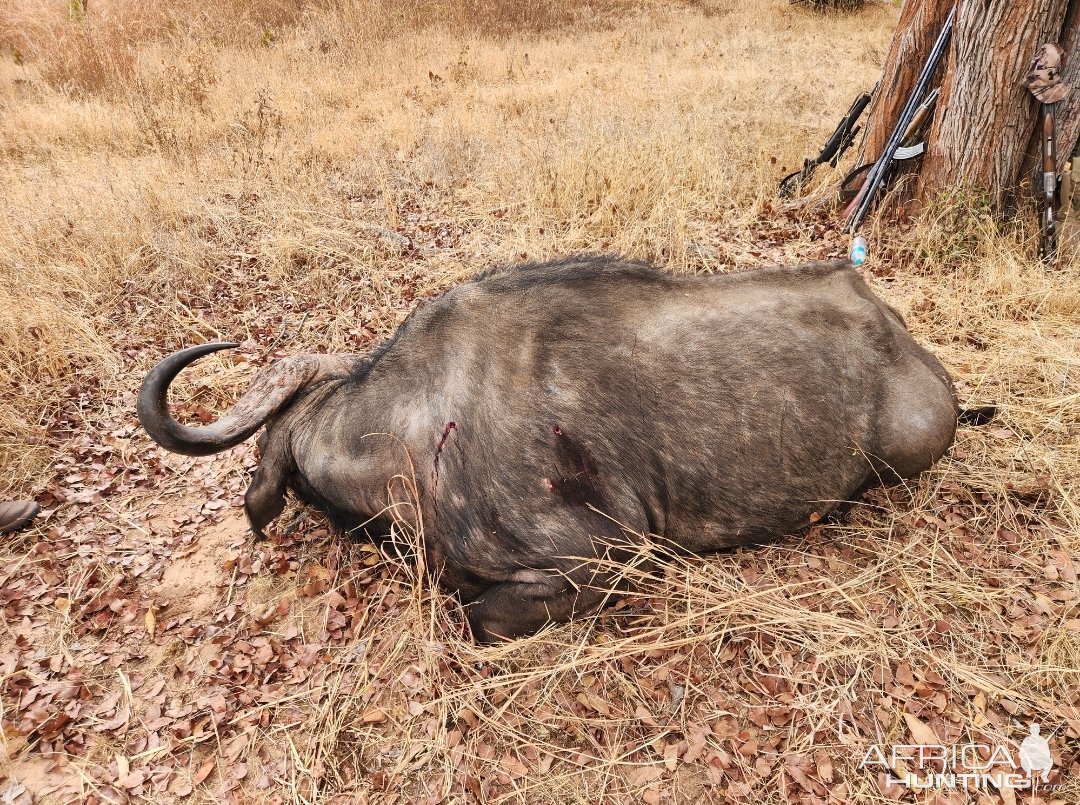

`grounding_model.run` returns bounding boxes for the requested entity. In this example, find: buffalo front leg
[466,570,614,643]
